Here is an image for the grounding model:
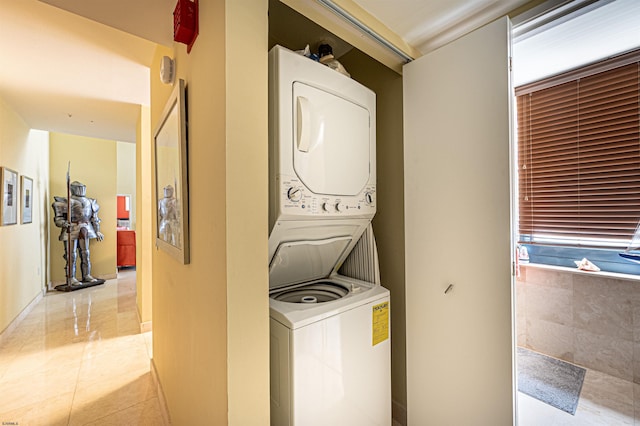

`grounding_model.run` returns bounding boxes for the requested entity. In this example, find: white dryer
[268,45,391,426]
